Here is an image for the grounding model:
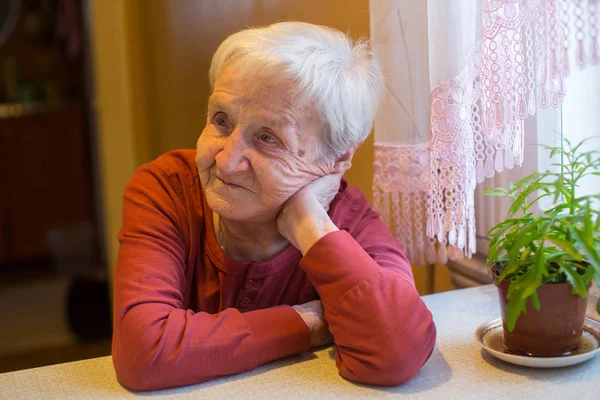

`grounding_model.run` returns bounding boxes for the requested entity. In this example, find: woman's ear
[332,147,357,174]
